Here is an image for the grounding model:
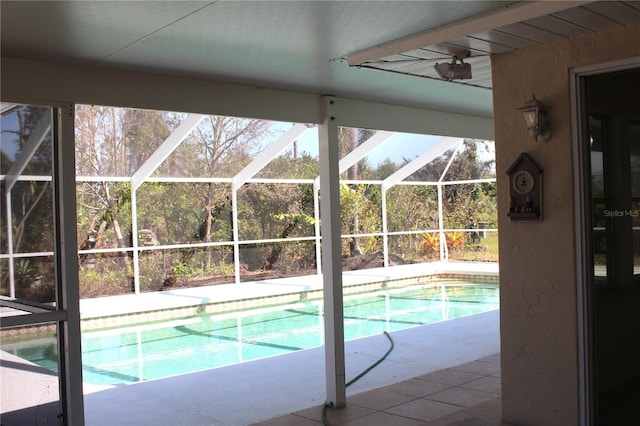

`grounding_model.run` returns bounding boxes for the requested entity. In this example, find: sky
[277,123,495,168]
